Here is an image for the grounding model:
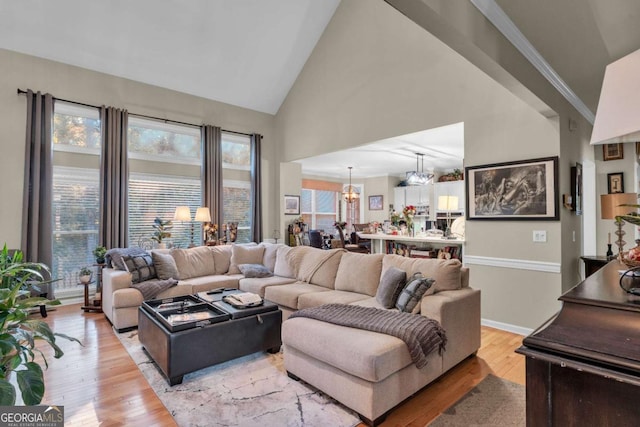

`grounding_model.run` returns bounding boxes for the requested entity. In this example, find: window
[301,189,339,231]
[52,102,101,296]
[222,132,252,242]
[127,118,202,248]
